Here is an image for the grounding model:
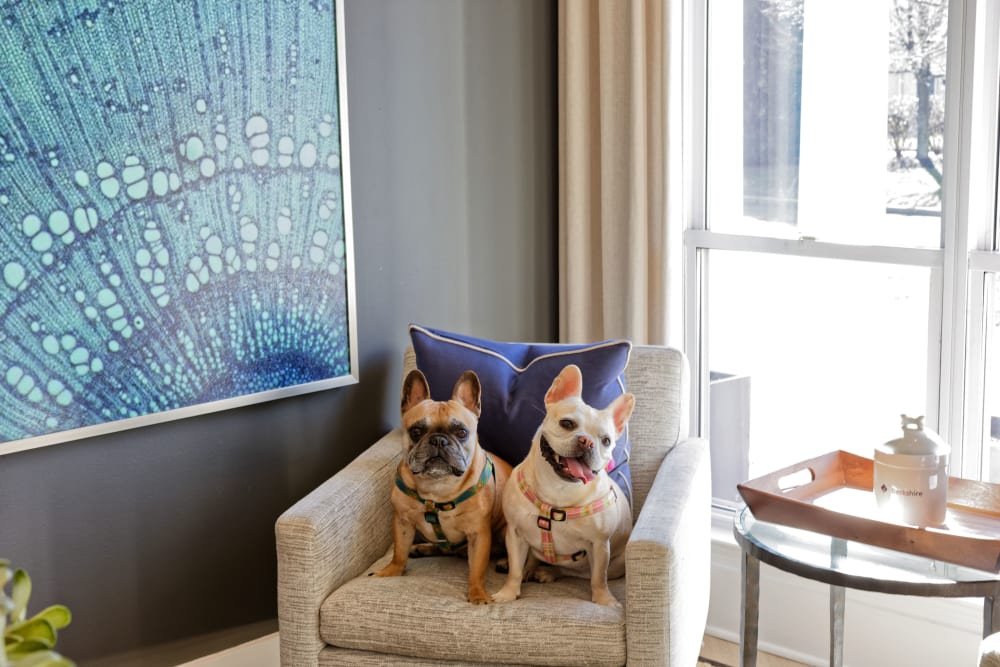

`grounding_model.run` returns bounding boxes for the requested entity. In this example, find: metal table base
[735,506,1000,667]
